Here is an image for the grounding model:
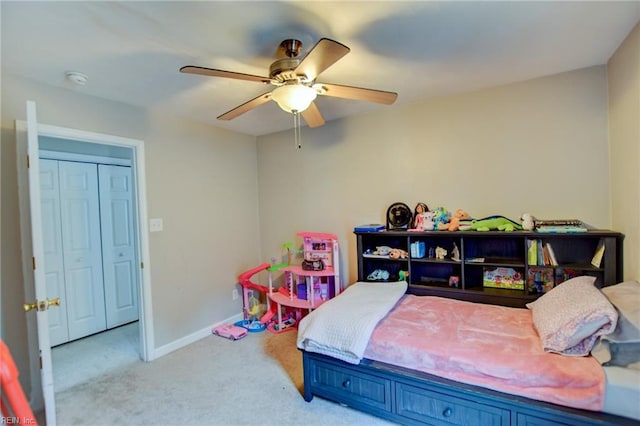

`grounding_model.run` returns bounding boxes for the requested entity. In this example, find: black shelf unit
[355,230,624,308]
